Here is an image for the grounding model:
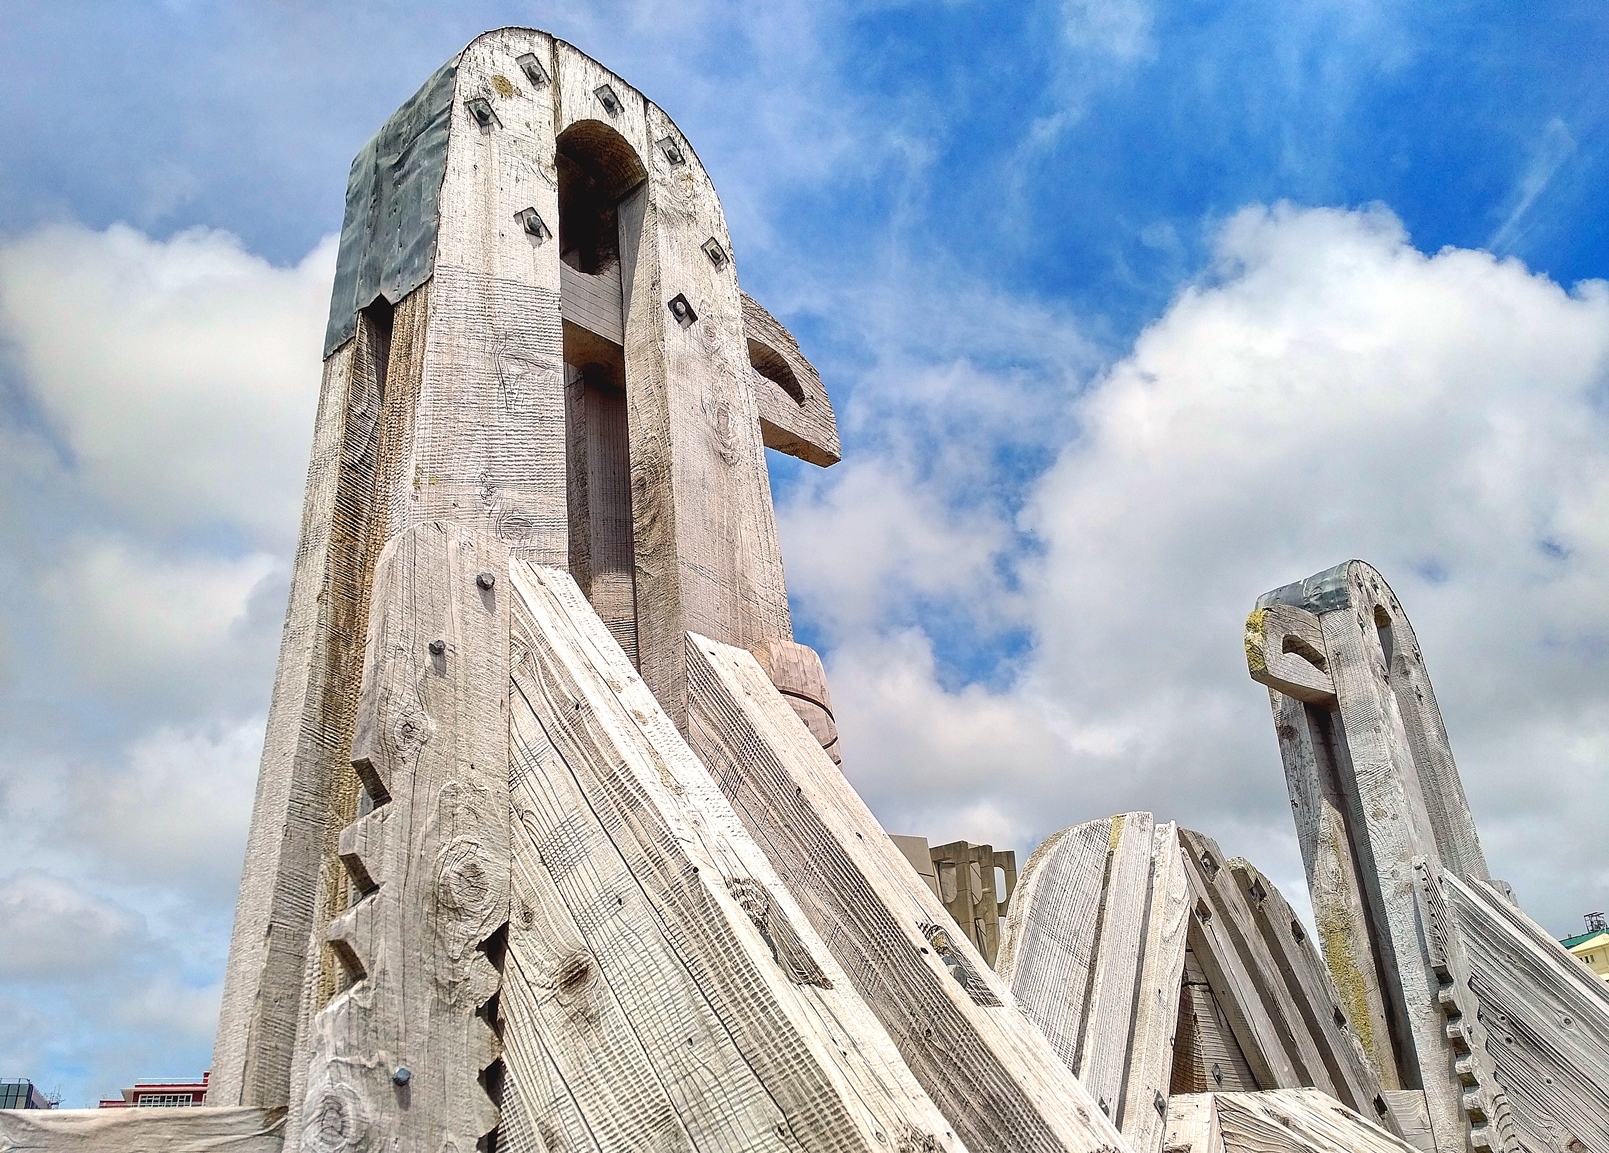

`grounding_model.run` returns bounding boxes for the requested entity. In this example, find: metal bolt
[477,572,496,590]
[429,640,446,656]
[671,299,688,319]
[393,1066,411,1086]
